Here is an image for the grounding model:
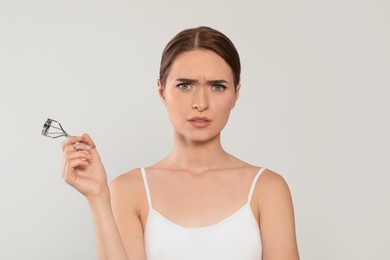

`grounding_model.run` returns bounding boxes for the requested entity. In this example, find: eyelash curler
[42,118,70,139]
